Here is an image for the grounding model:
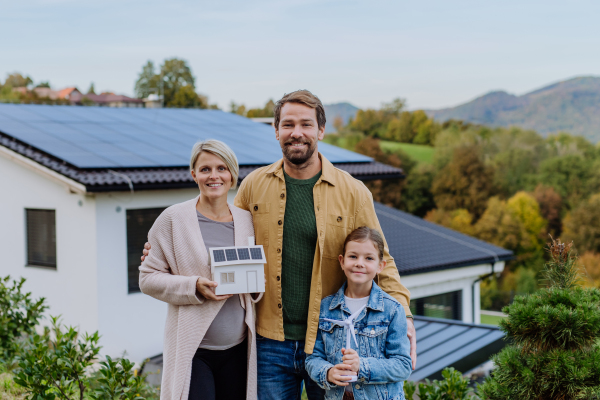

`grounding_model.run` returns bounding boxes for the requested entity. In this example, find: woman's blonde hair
[189,139,239,188]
